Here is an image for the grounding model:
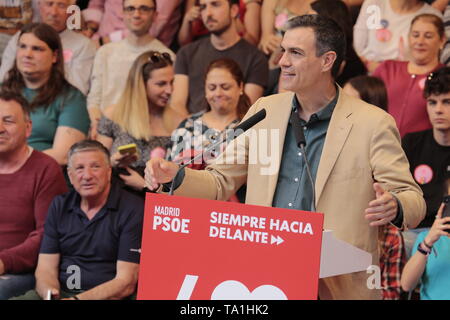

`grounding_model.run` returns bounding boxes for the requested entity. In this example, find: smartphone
[443,195,450,220]
[117,143,137,155]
